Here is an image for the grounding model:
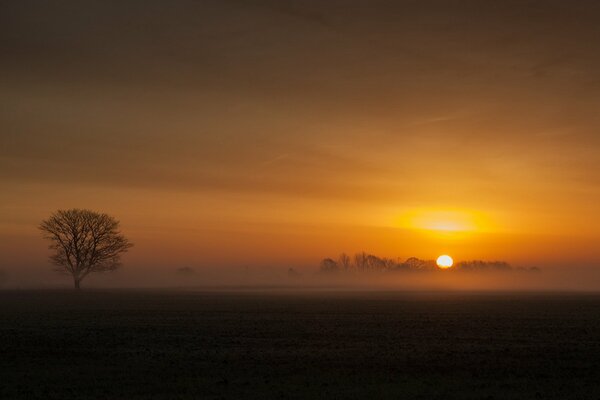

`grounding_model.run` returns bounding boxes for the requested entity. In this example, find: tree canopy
[39,209,133,289]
